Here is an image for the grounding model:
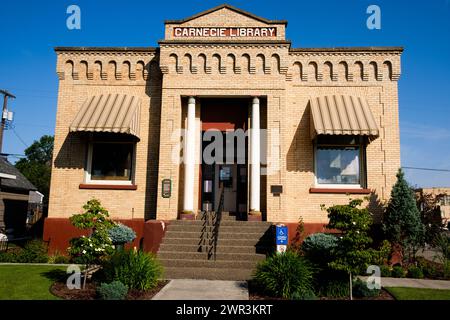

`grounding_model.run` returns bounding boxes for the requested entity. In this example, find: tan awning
[70,94,141,138]
[309,95,379,138]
